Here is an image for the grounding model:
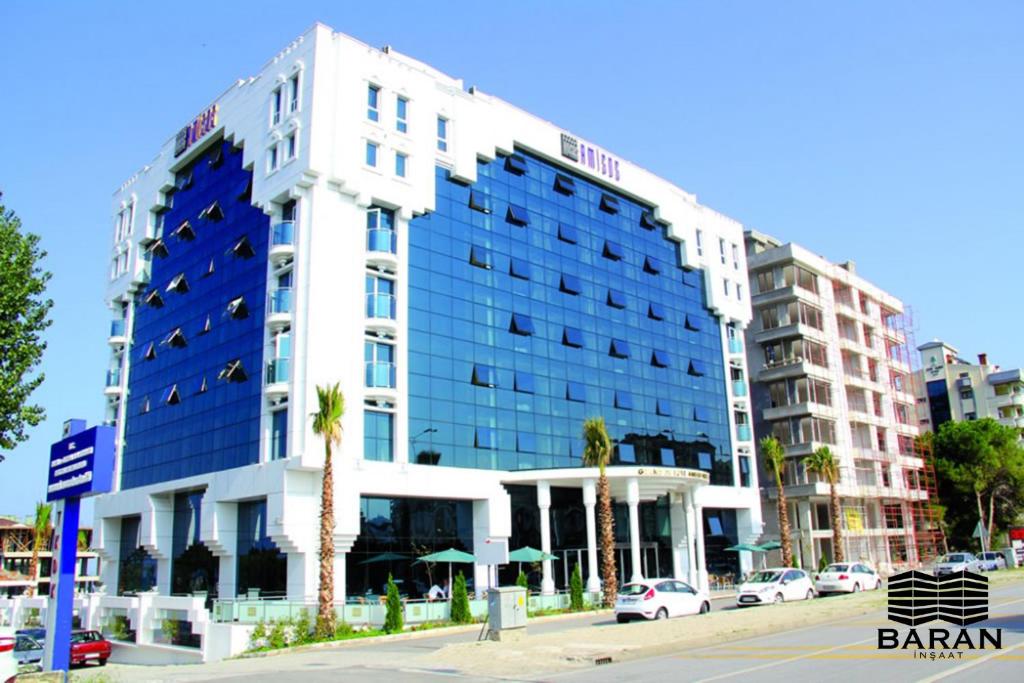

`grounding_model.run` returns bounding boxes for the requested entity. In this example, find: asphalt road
[547,580,1024,683]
